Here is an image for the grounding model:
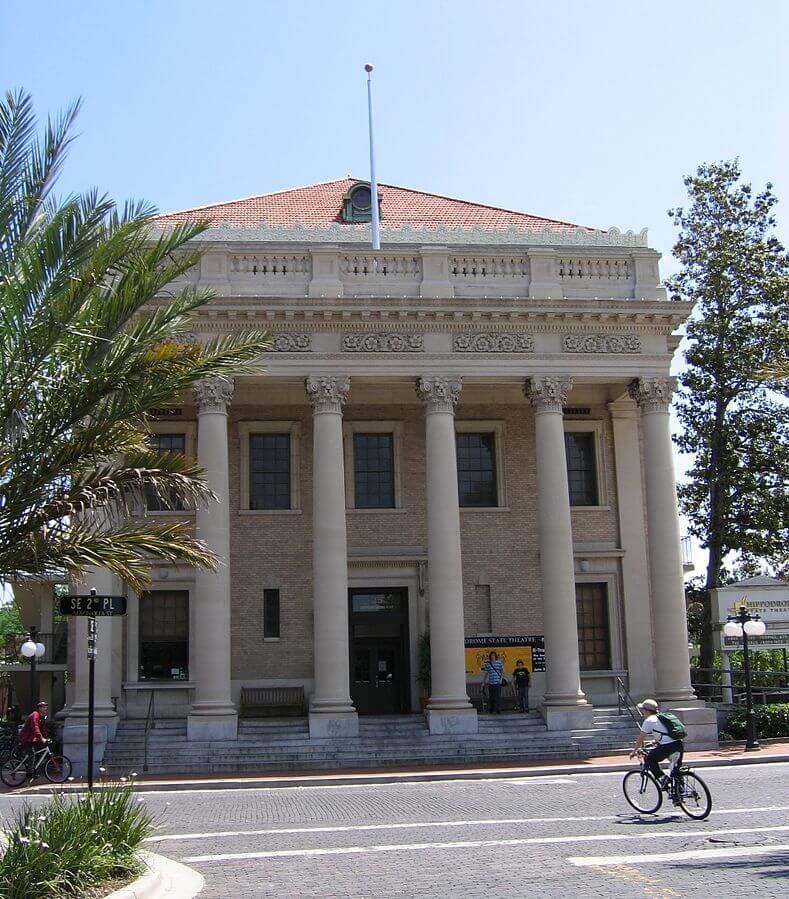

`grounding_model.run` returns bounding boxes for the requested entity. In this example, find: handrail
[616,676,641,725]
[142,689,155,773]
